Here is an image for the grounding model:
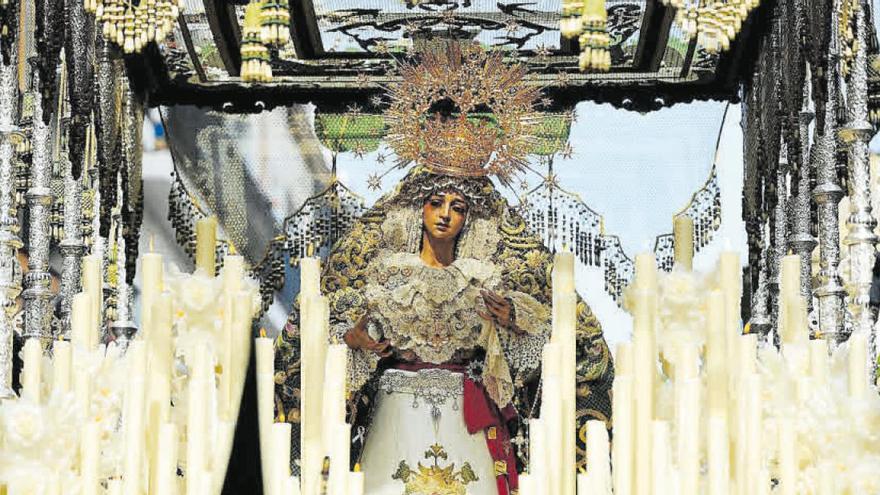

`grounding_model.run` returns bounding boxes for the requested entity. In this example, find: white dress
[359,369,497,495]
